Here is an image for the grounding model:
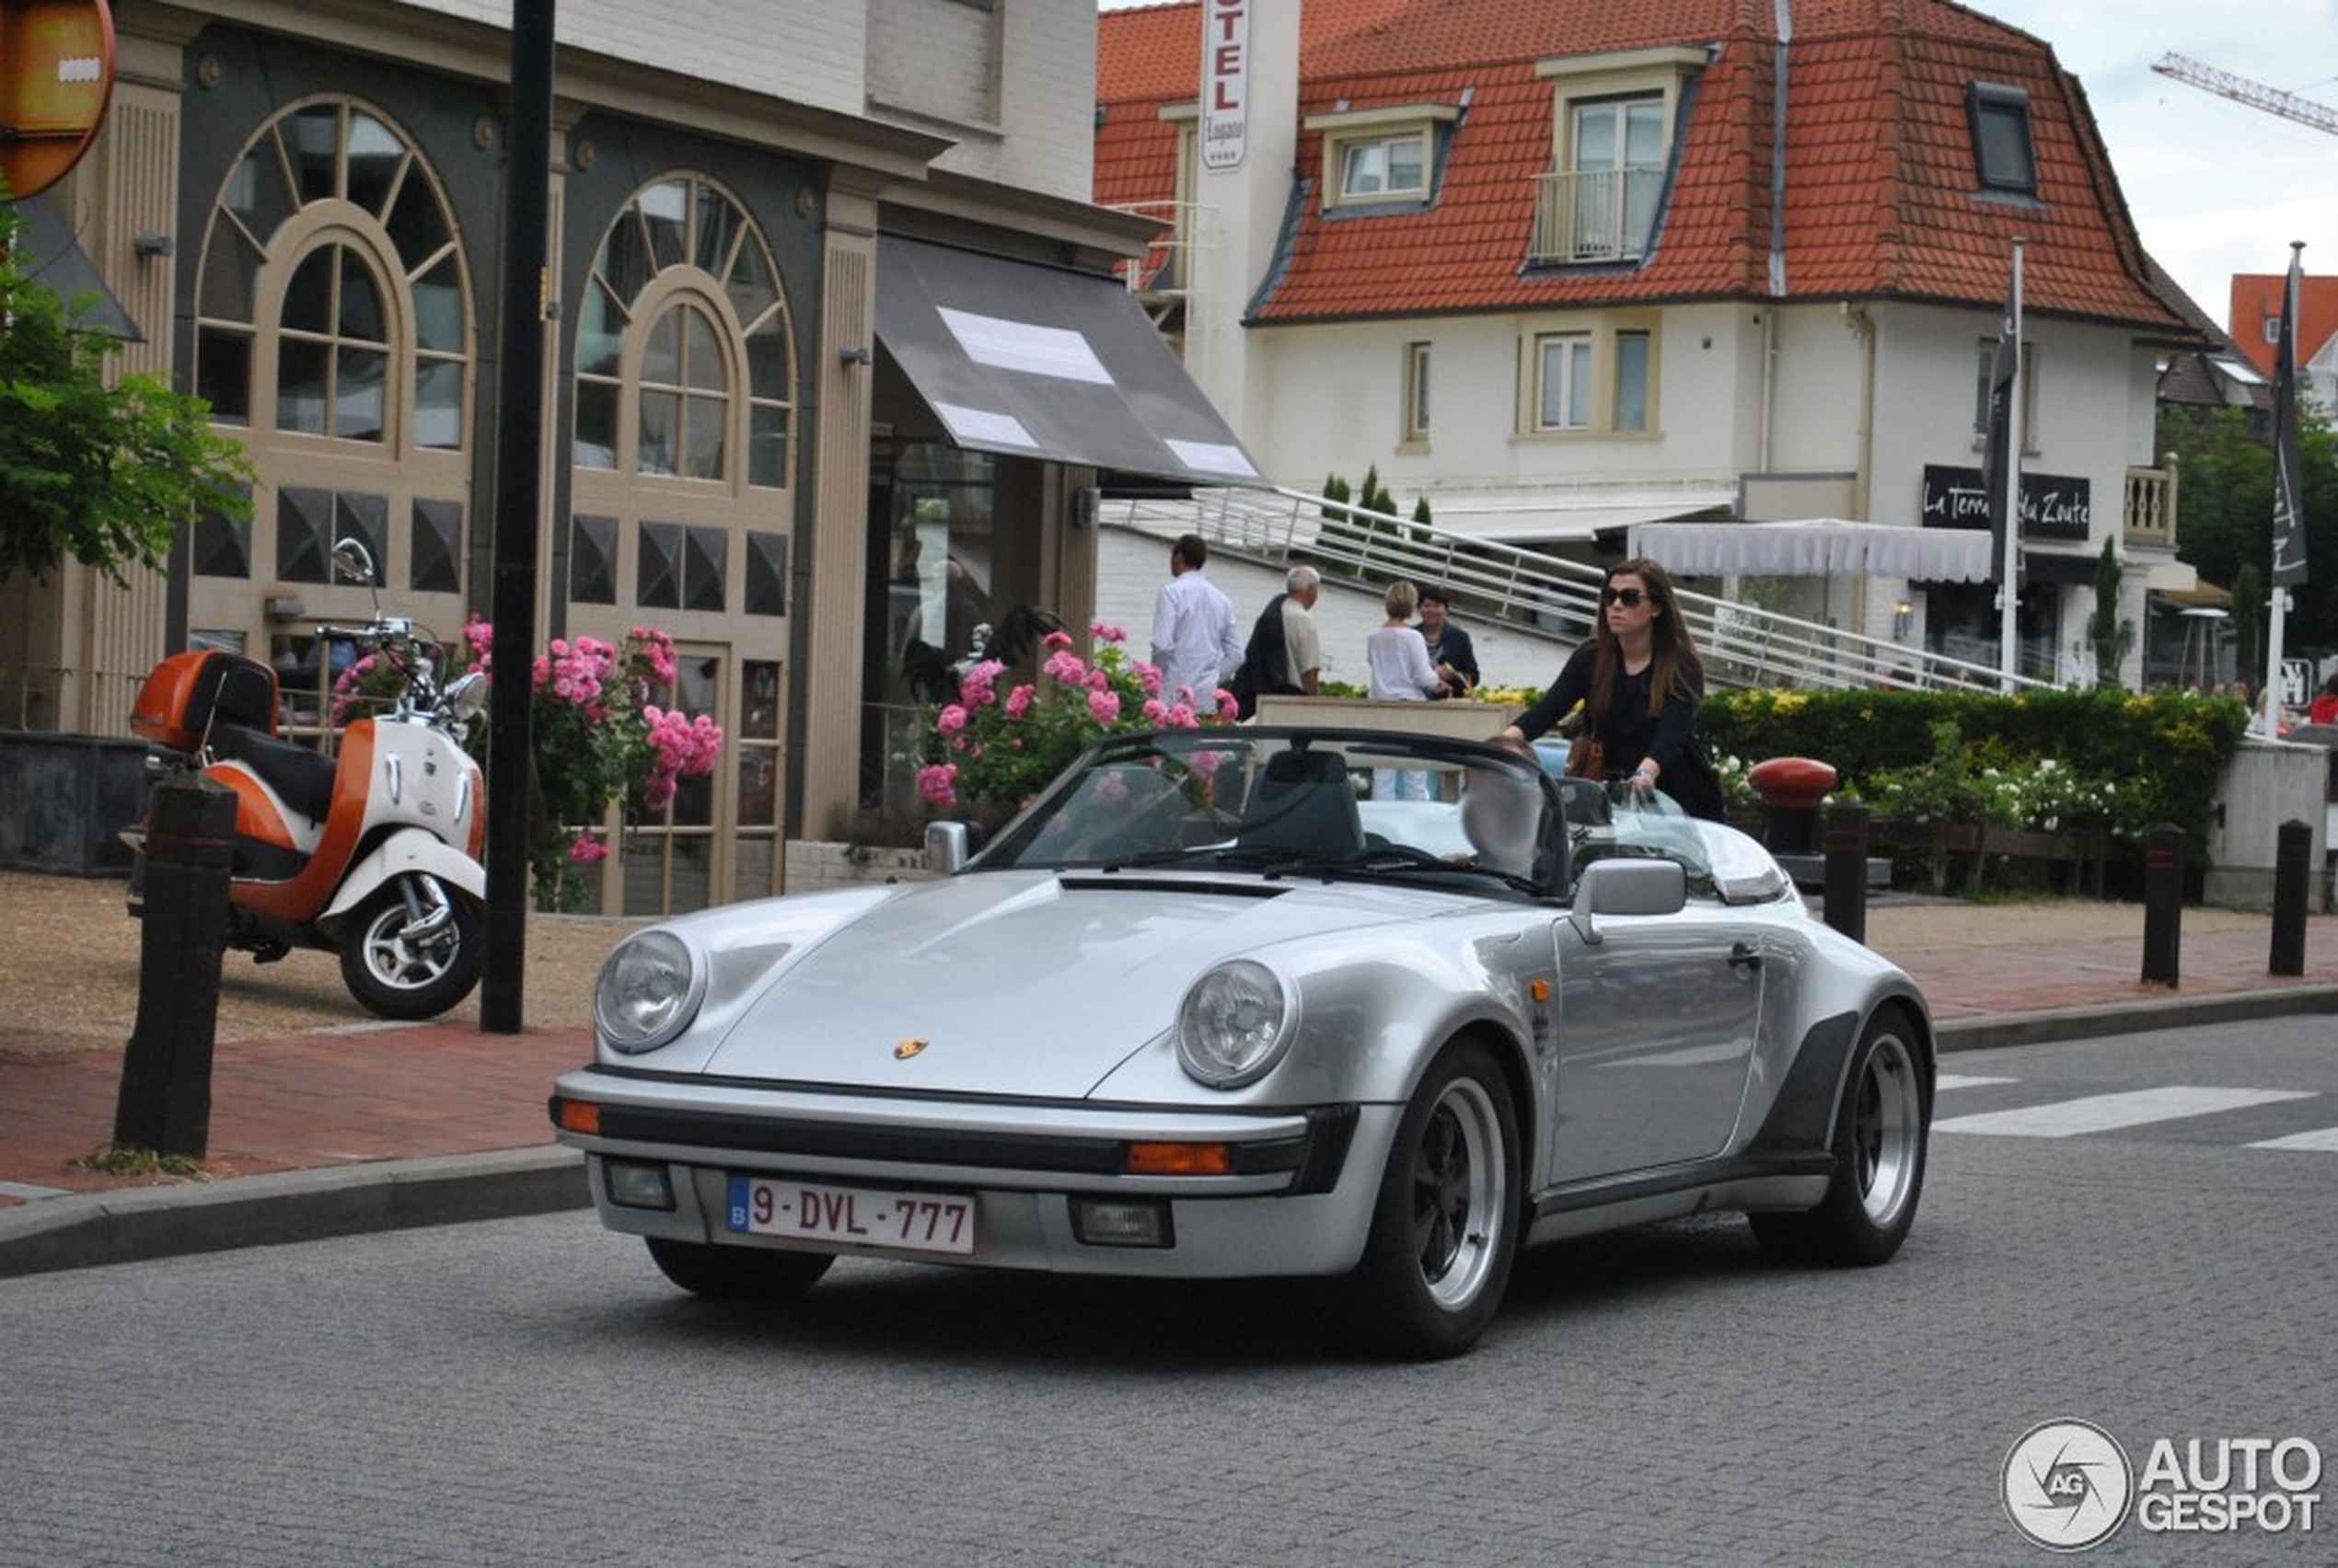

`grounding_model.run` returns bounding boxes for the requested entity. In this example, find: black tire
[645,1237,834,1301]
[338,875,482,1020]
[1750,1007,1929,1265]
[1348,1041,1521,1359]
